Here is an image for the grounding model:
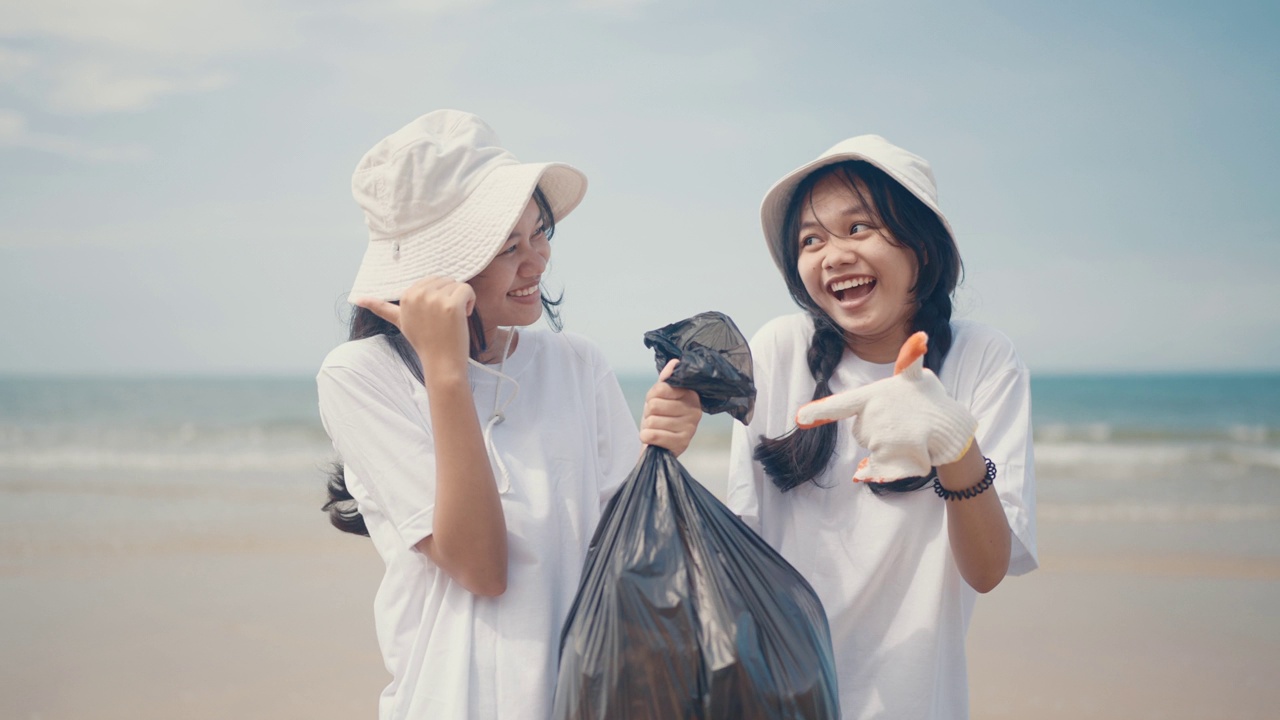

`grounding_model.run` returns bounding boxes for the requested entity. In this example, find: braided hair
[754,161,961,494]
